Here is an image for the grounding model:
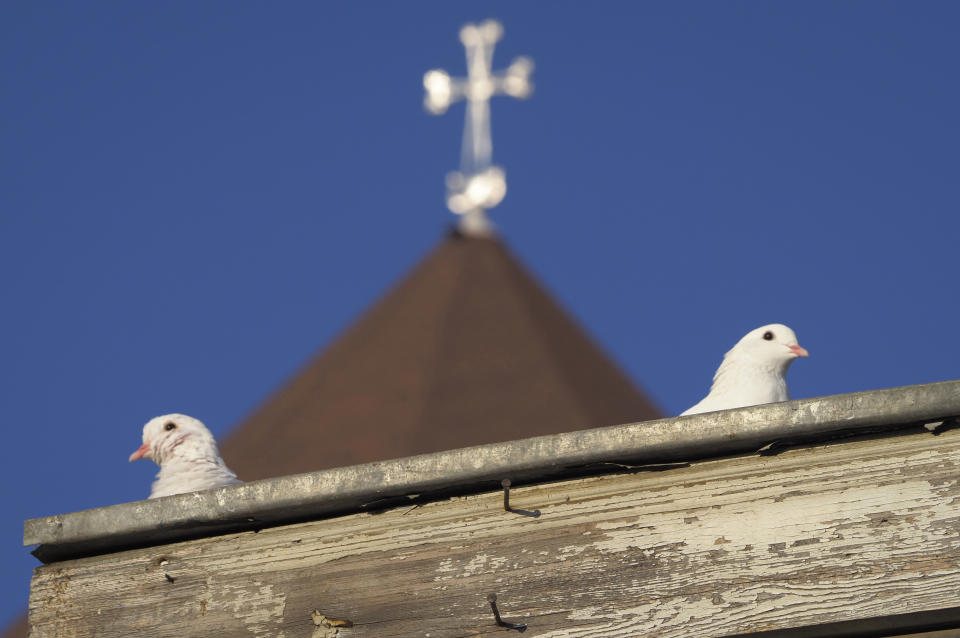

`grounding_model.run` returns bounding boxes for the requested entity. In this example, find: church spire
[423,20,533,236]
